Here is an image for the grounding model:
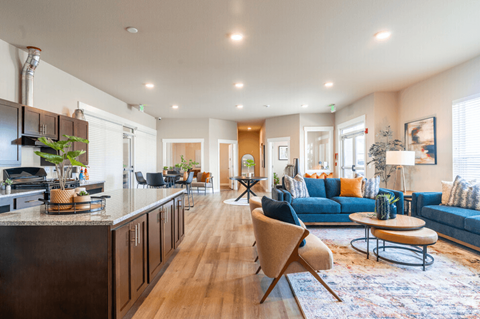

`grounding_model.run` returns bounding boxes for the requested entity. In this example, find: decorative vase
[389,203,397,219]
[5,185,11,194]
[50,189,75,210]
[375,196,390,220]
[74,195,91,210]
